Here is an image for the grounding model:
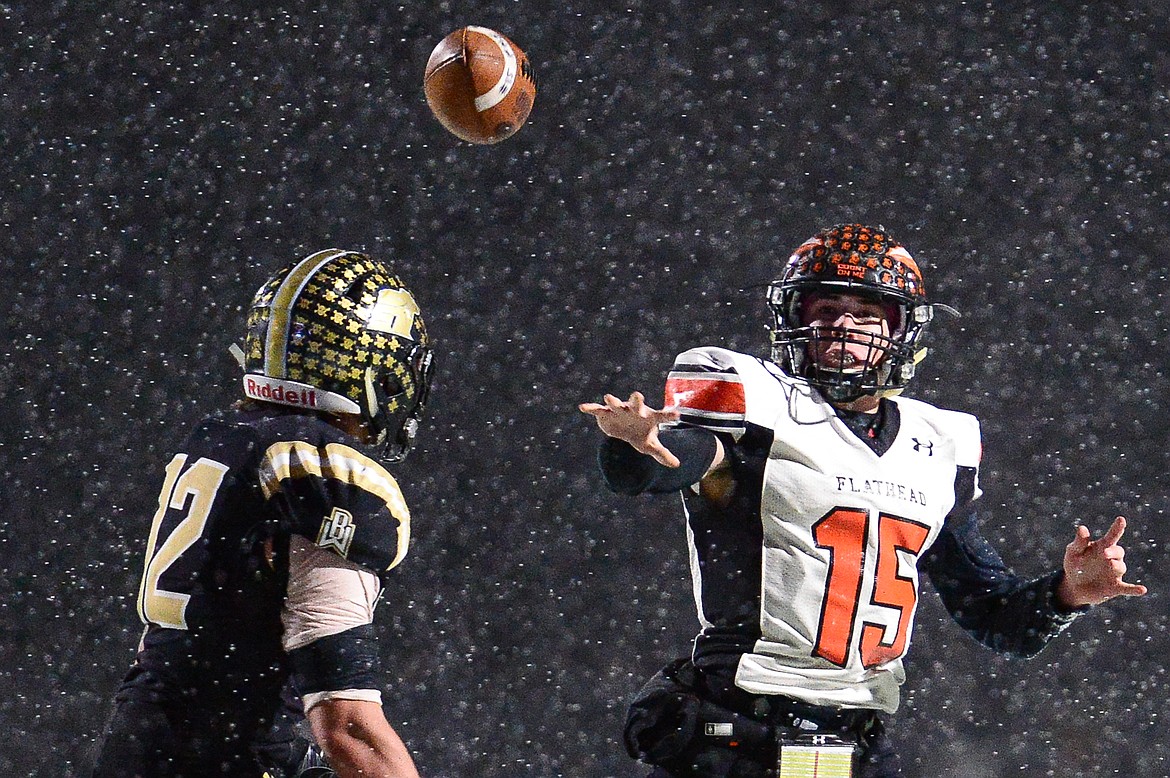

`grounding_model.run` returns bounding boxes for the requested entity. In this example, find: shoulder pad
[893,397,982,469]
[259,439,410,573]
[947,410,982,469]
[665,347,762,438]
